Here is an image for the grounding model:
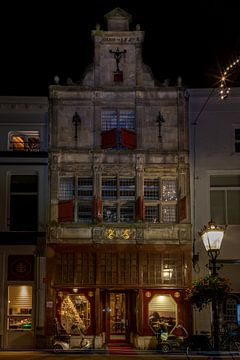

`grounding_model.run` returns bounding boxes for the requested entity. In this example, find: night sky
[1,0,239,96]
